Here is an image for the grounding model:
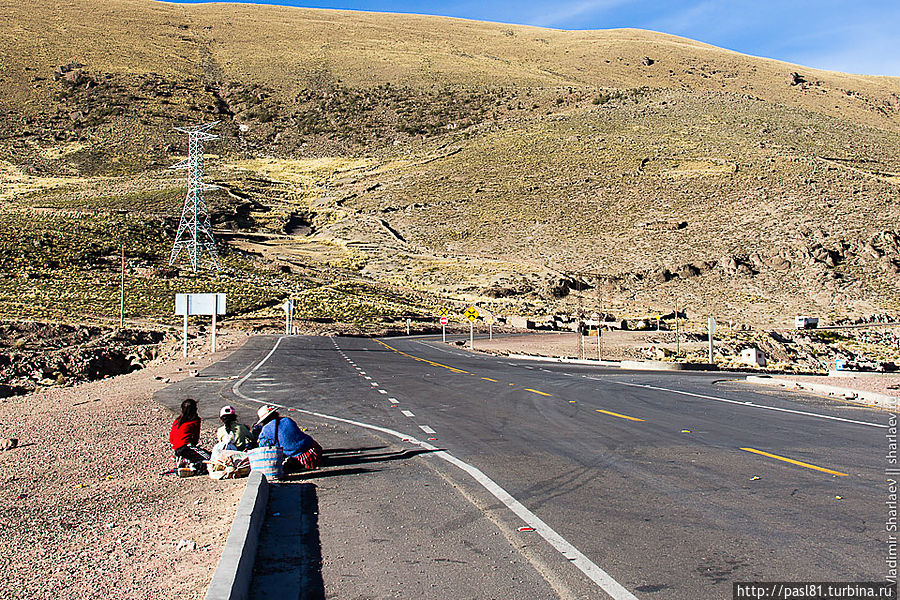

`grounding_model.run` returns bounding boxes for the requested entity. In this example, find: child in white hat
[217,405,253,451]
